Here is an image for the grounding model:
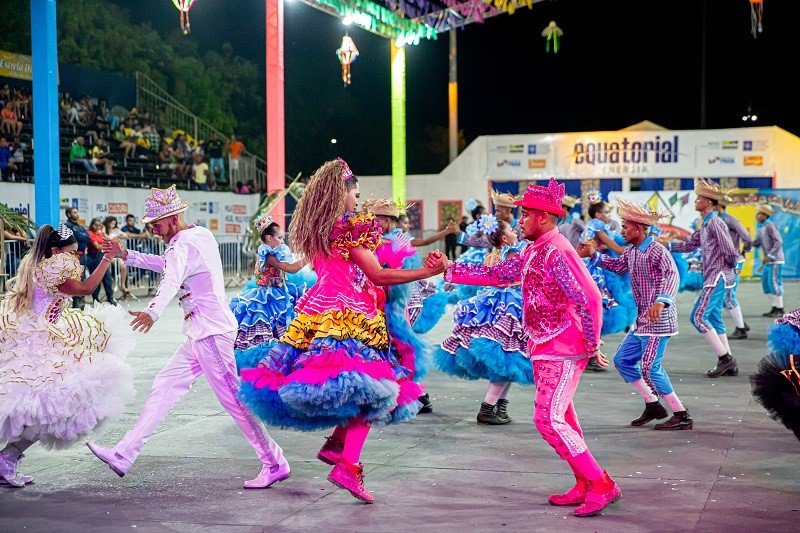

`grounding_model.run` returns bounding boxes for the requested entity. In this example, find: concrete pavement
[1,281,798,532]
